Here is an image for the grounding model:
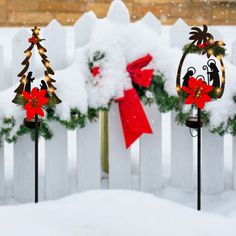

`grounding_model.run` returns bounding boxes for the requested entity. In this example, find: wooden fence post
[100,110,109,173]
